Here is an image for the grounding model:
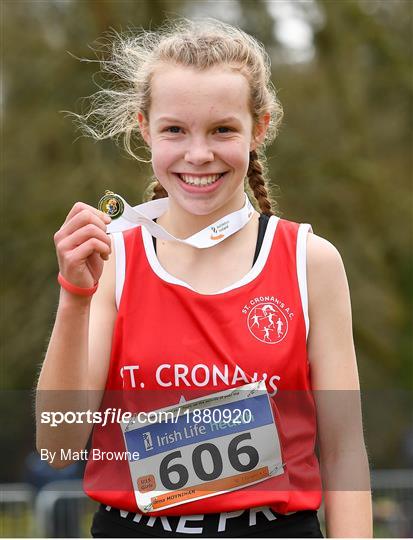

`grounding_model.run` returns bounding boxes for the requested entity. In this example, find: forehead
[148,65,251,123]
